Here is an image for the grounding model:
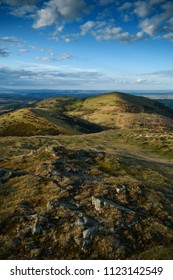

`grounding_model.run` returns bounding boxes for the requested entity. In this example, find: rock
[47,200,78,211]
[32,223,42,234]
[92,196,135,213]
[116,184,127,193]
[76,217,85,226]
[26,214,45,222]
[74,237,82,246]
[83,227,97,240]
[92,197,104,211]
[76,215,98,227]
